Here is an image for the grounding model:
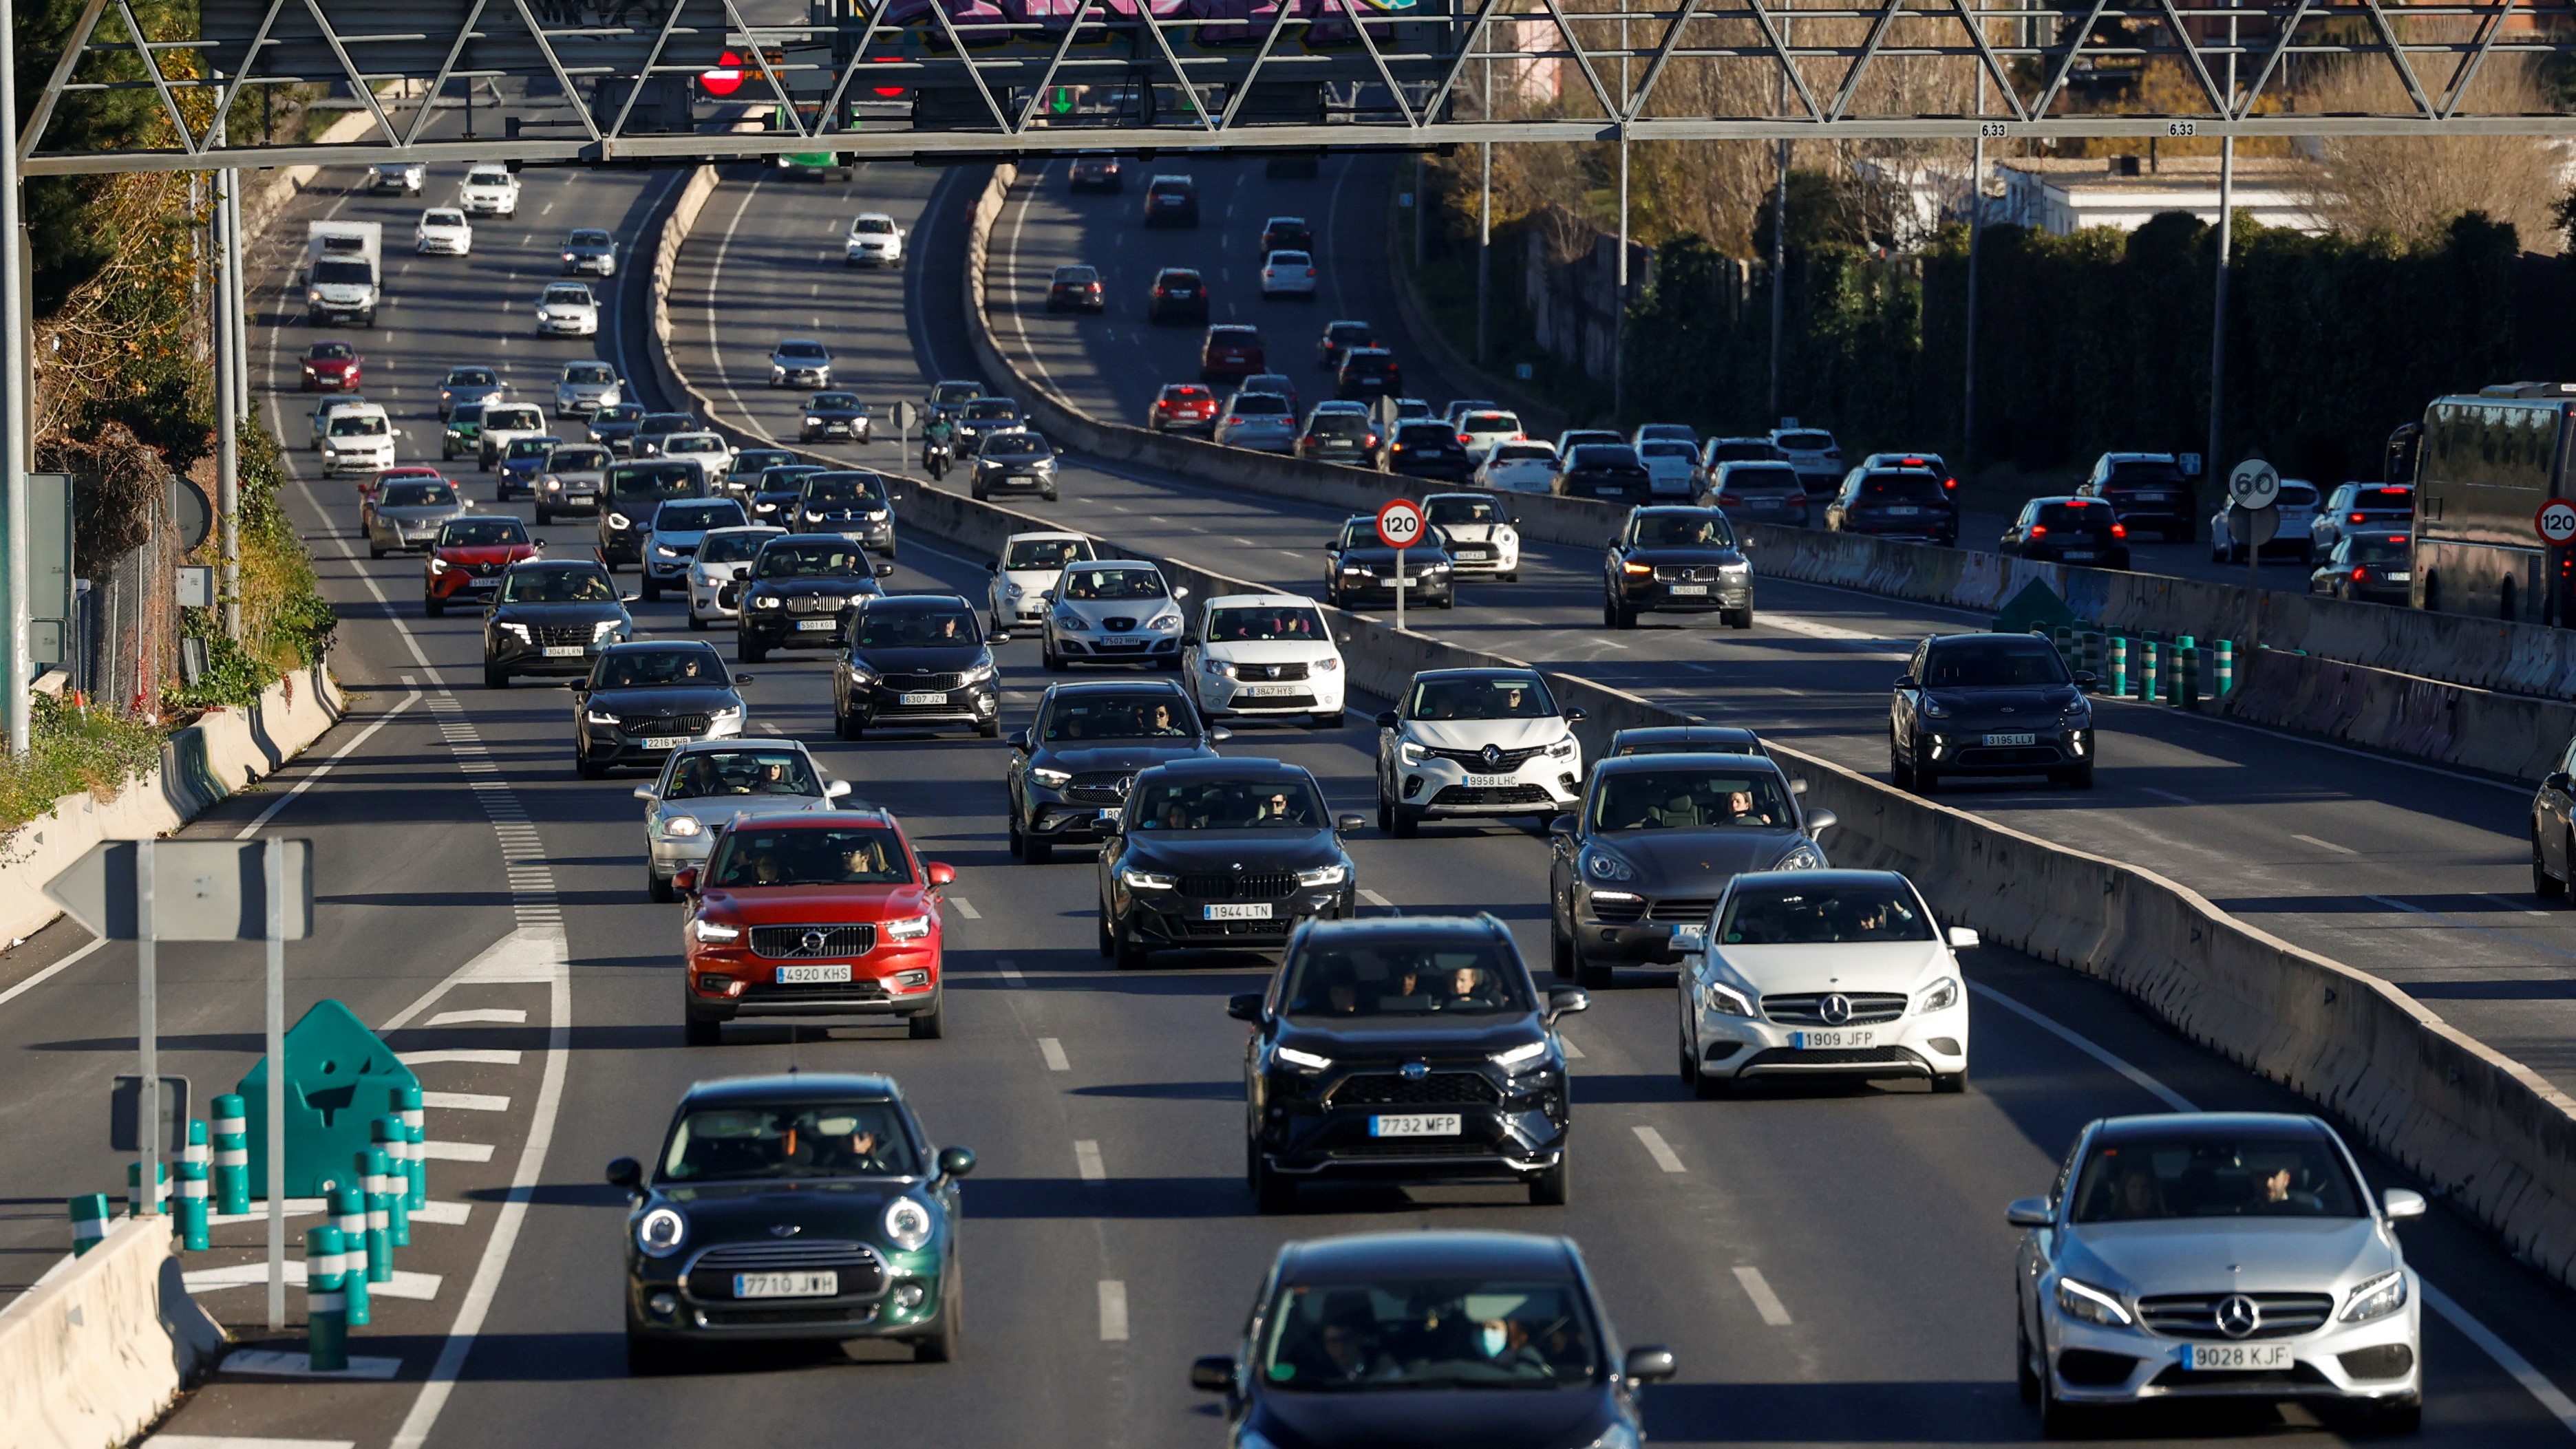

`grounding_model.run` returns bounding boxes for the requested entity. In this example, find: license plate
[776,964,853,984]
[900,691,946,705]
[540,645,584,657]
[2186,1342,2293,1371]
[1454,546,1490,558]
[2390,570,2412,581]
[1790,1029,1875,1049]
[1242,683,1303,697]
[1595,486,1624,496]
[798,619,838,632]
[1371,1113,1462,1137]
[1886,506,1921,516]
[1983,732,2036,747]
[1204,902,1274,921]
[1668,583,1708,595]
[734,1271,838,1299]
[1465,773,1518,788]
[2062,550,2097,561]
[644,736,688,749]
